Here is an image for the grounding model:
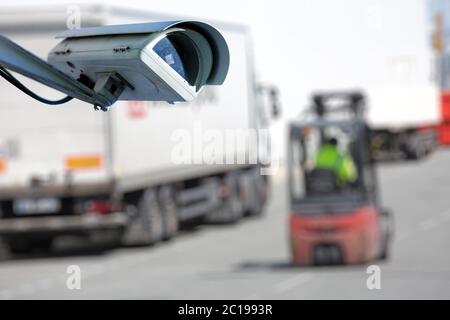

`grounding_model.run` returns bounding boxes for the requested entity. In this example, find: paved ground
[1,149,450,299]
